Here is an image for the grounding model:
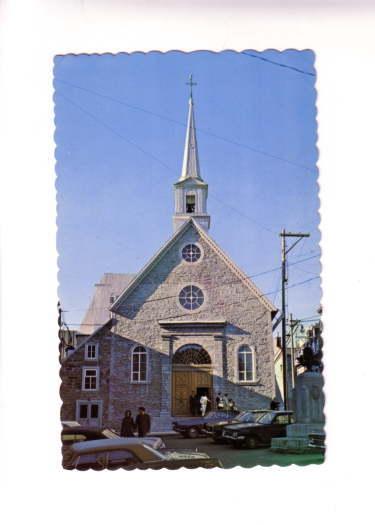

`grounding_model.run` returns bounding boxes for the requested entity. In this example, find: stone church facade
[61,89,277,431]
